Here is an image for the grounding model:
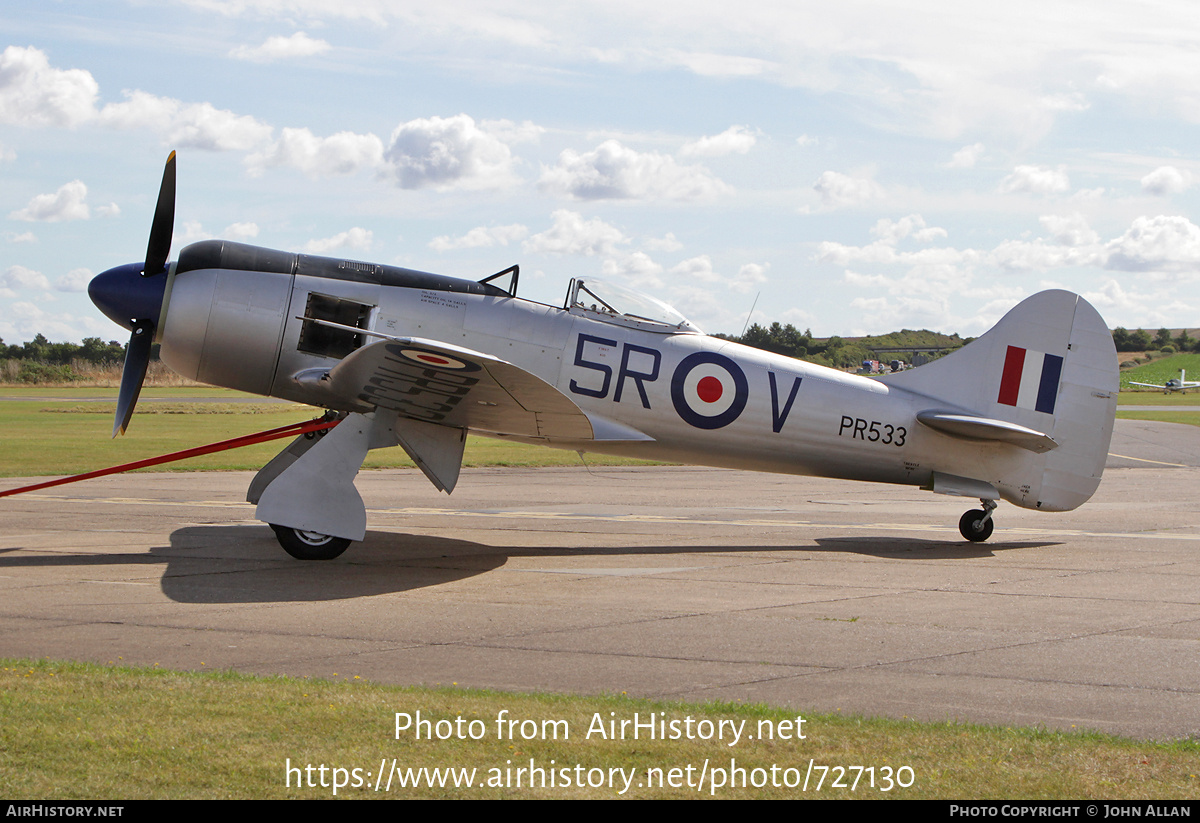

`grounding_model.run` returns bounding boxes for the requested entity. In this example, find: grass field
[3,384,1198,479]
[1115,409,1200,428]
[0,388,663,478]
[1116,392,1200,405]
[2,658,1197,800]
[1119,352,1200,391]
